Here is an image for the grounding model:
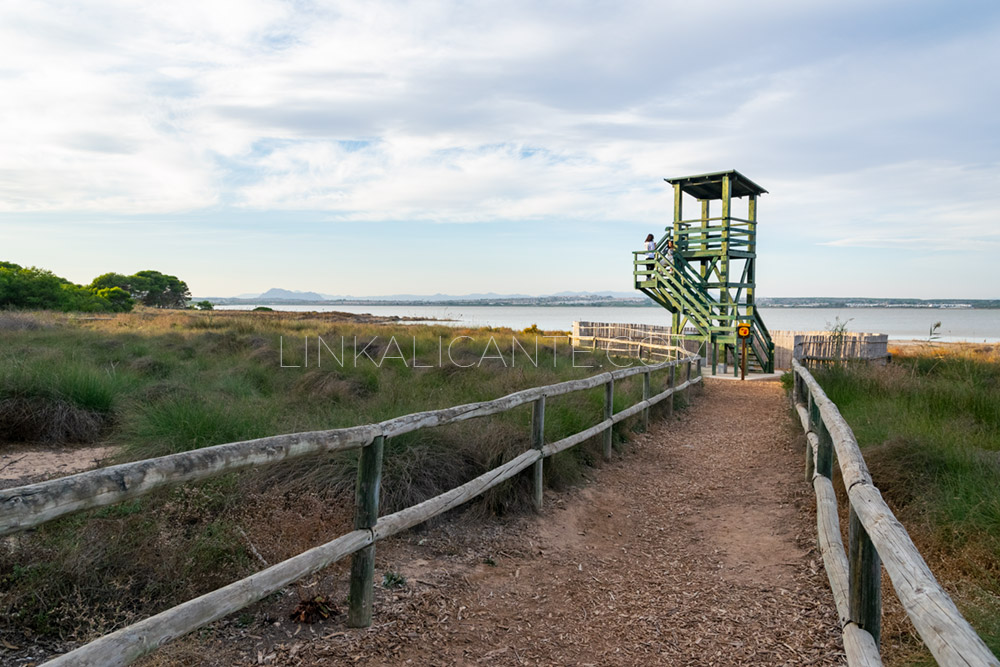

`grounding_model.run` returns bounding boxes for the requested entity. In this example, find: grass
[0,308,683,641]
[810,343,1000,661]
